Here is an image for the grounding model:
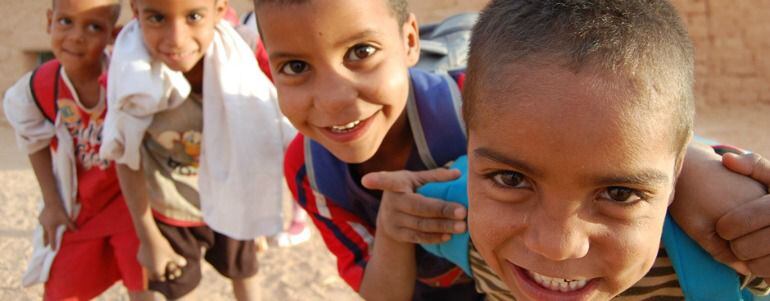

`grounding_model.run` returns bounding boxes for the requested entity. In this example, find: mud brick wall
[669,0,770,106]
